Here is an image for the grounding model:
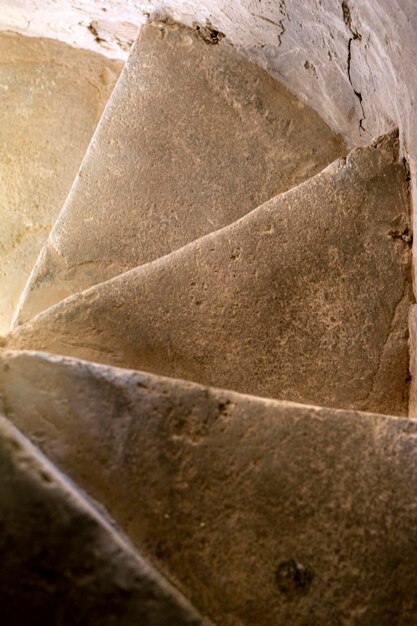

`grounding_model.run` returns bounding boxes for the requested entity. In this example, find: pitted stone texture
[2,350,417,626]
[0,33,122,334]
[14,21,345,325]
[0,412,211,626]
[8,134,411,415]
